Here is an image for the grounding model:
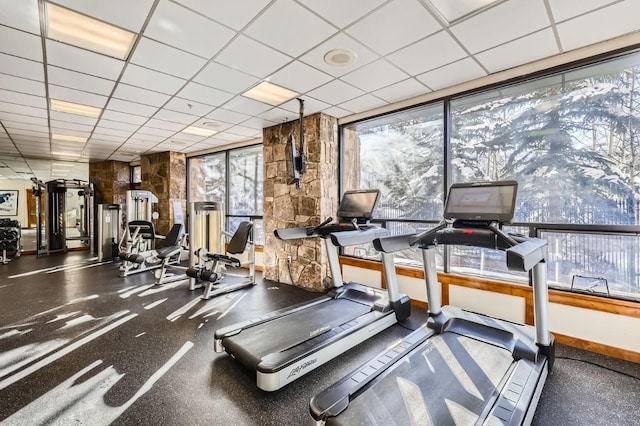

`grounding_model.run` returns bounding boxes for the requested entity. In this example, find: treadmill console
[337,189,380,224]
[444,180,517,224]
